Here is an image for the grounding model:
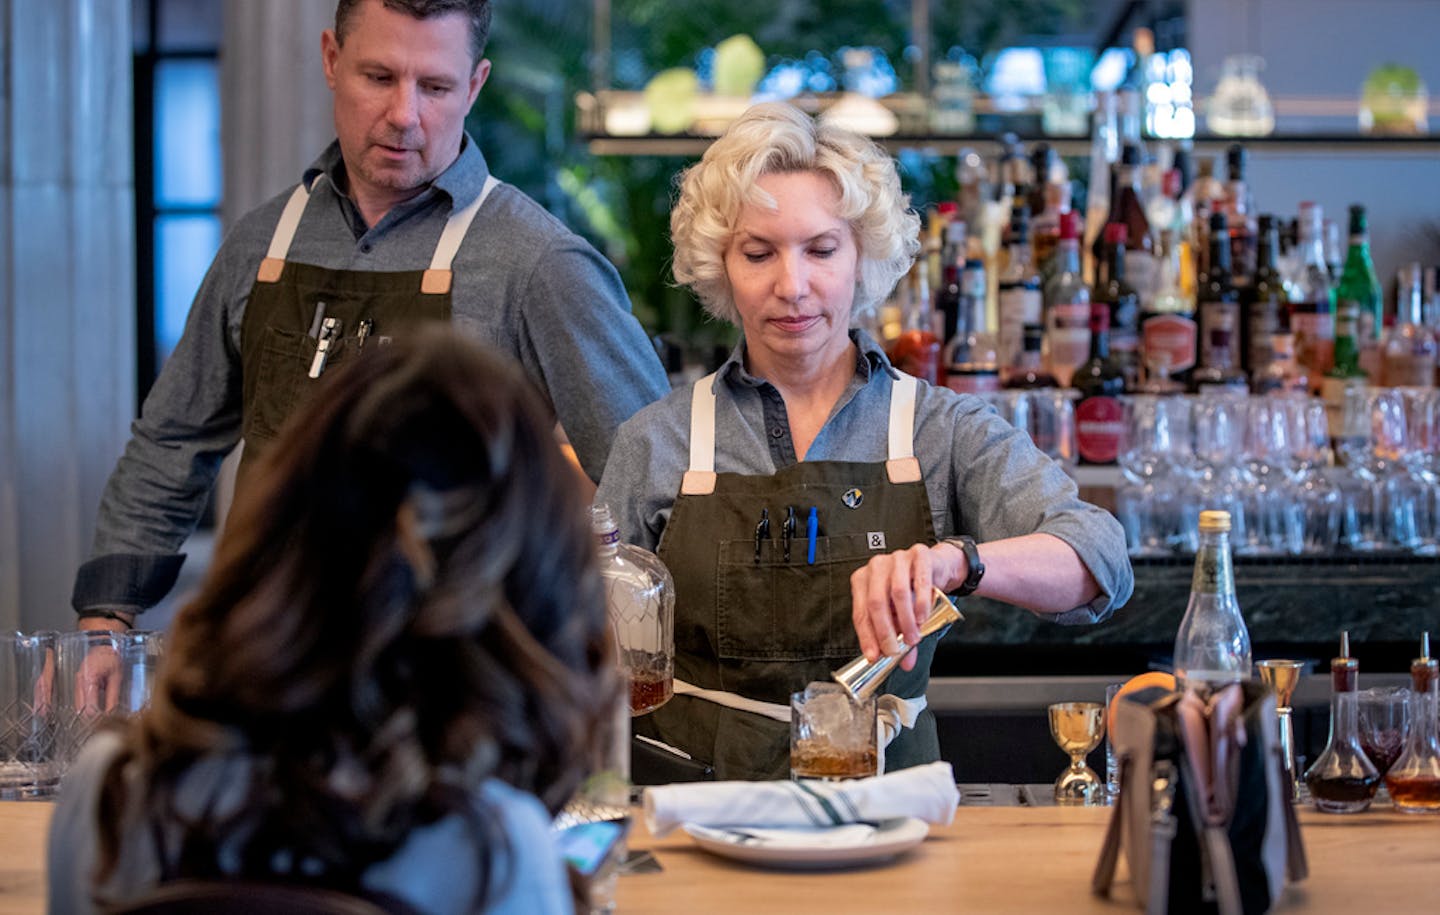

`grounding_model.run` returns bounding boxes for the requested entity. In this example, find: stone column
[0,0,135,632]
[221,0,335,223]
